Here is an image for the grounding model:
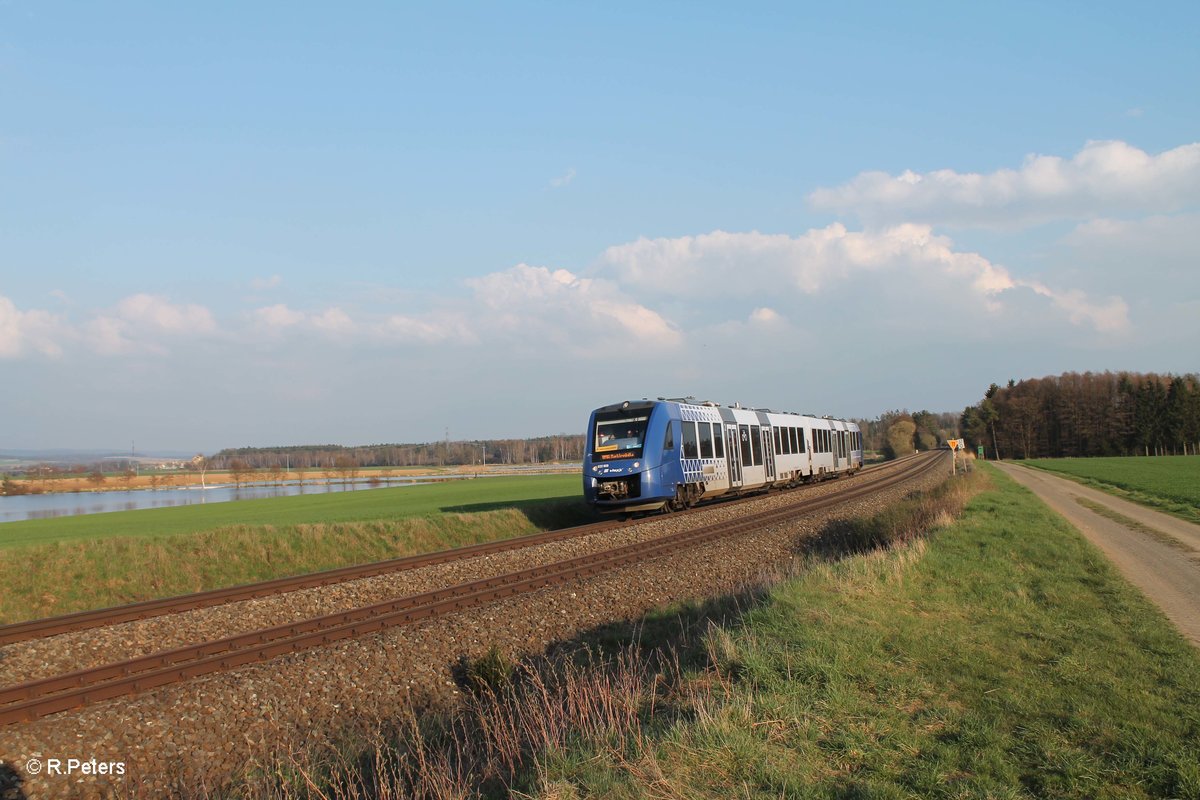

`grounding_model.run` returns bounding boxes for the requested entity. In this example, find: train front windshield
[593,414,650,455]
